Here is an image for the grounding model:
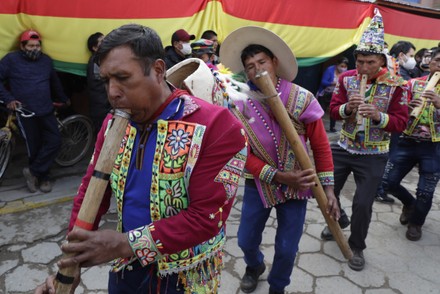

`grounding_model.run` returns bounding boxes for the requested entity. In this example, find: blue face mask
[23,49,42,61]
